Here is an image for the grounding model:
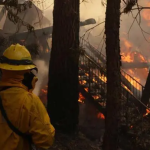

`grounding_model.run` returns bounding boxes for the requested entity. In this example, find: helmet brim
[0,63,36,71]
